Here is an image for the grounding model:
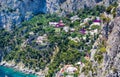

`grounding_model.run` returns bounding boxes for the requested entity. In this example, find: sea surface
[0,66,37,77]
